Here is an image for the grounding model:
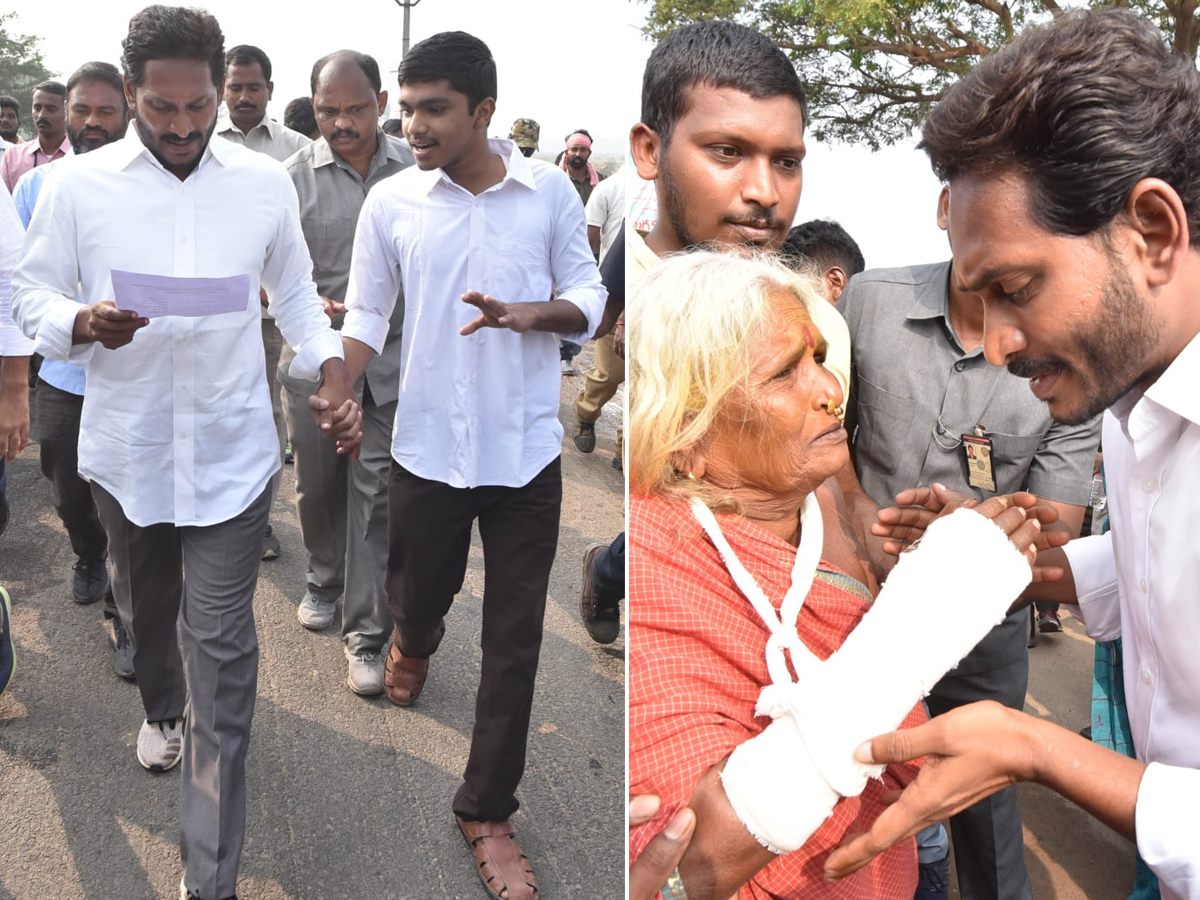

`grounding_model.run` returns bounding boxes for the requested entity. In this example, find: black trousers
[386,457,562,822]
